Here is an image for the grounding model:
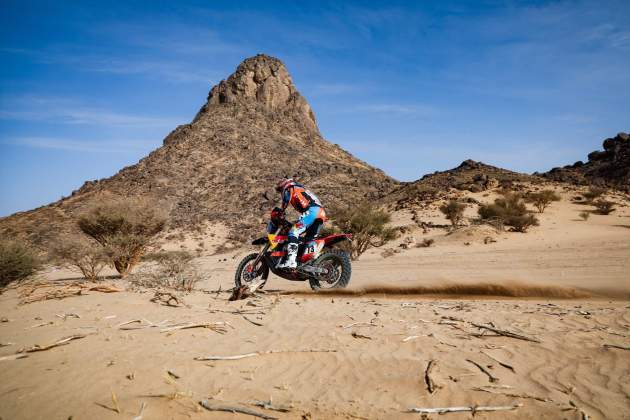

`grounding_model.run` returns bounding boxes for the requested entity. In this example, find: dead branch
[199,400,277,419]
[251,399,292,413]
[481,351,515,373]
[603,344,630,350]
[351,332,372,340]
[160,322,228,334]
[408,403,522,414]
[424,360,439,393]
[229,285,253,301]
[0,353,28,361]
[167,369,180,379]
[466,358,499,383]
[195,349,337,361]
[242,315,264,327]
[472,387,551,402]
[471,322,541,343]
[89,284,123,293]
[21,334,87,353]
[151,291,185,307]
